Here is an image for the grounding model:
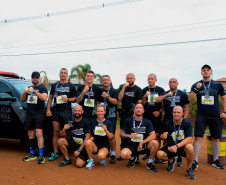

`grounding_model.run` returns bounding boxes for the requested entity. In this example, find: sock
[111,151,115,156]
[29,138,35,155]
[90,158,94,162]
[39,148,43,156]
[212,143,220,161]
[193,145,201,162]
[148,159,153,164]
